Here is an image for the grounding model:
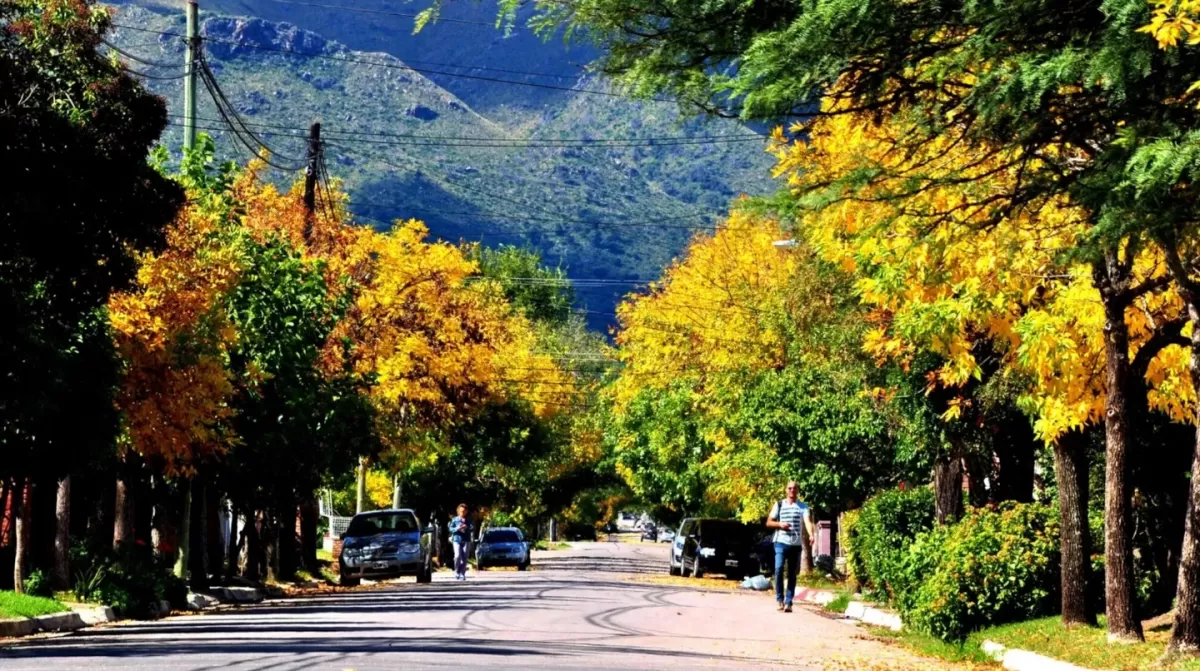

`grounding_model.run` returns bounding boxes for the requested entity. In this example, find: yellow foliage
[769,101,1191,441]
[108,200,242,477]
